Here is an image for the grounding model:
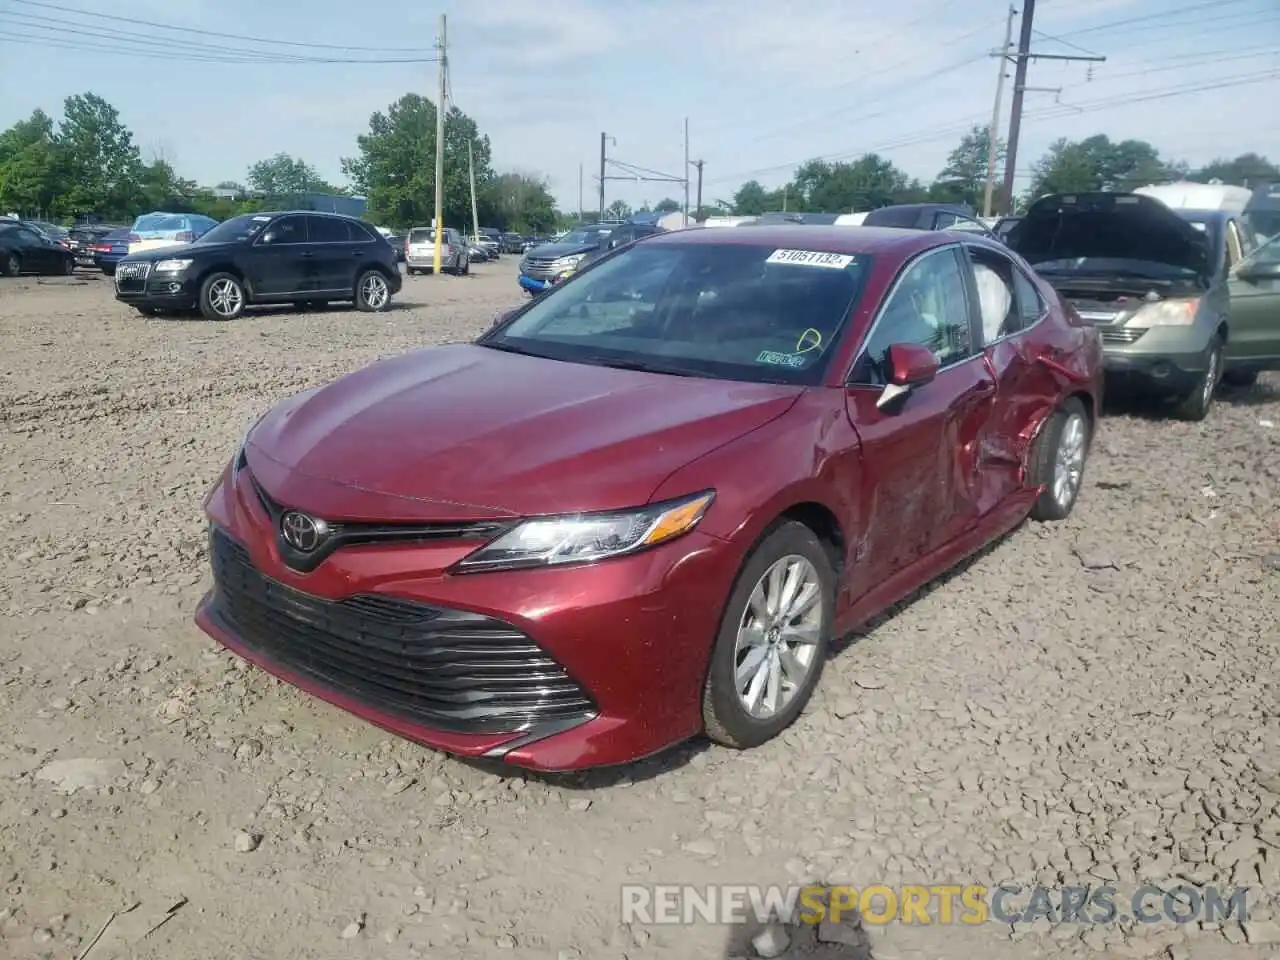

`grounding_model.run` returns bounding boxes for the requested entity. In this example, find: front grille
[207,528,596,735]
[1100,327,1146,345]
[521,256,557,279]
[115,261,150,293]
